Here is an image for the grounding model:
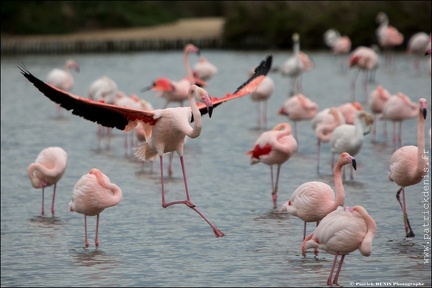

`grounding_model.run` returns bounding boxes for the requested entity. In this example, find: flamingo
[20,55,272,238]
[330,111,374,179]
[367,85,391,141]
[88,76,120,148]
[381,92,418,151]
[337,101,363,125]
[280,152,357,253]
[281,33,304,96]
[246,122,298,210]
[278,93,318,142]
[143,43,206,108]
[388,98,428,238]
[302,205,377,286]
[46,59,79,118]
[323,29,352,73]
[248,66,275,130]
[407,32,431,75]
[376,12,404,71]
[312,107,345,173]
[27,146,68,216]
[69,168,122,248]
[348,46,379,102]
[193,56,218,82]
